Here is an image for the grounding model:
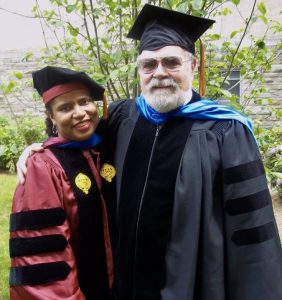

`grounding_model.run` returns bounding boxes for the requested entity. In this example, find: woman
[10,66,115,300]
